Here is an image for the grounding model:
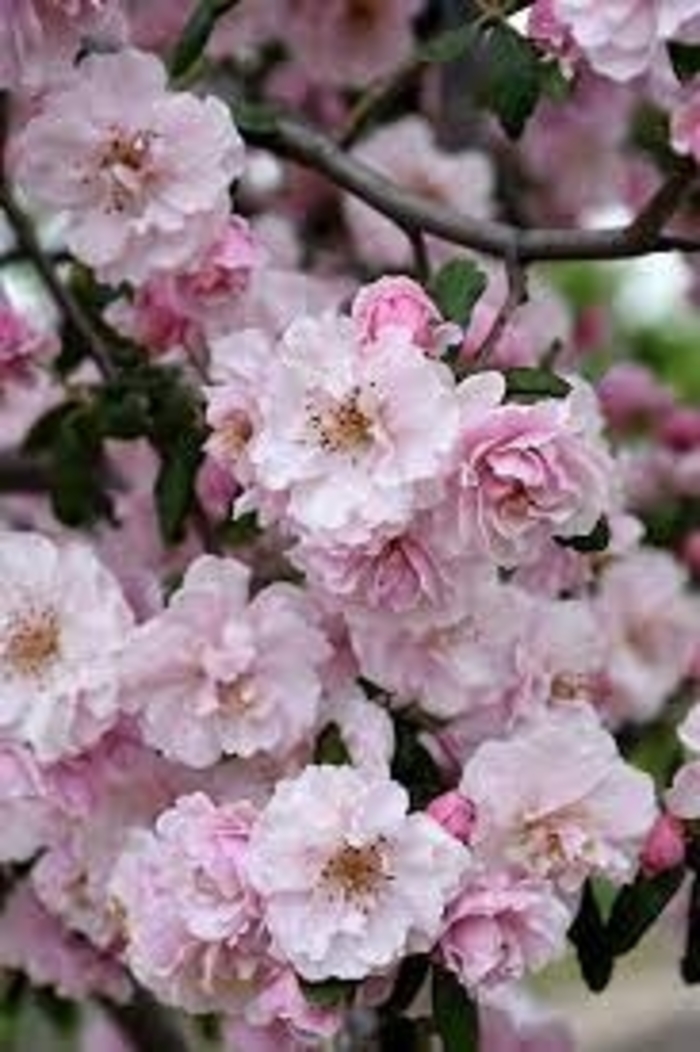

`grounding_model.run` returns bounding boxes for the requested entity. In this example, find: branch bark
[242,112,699,264]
